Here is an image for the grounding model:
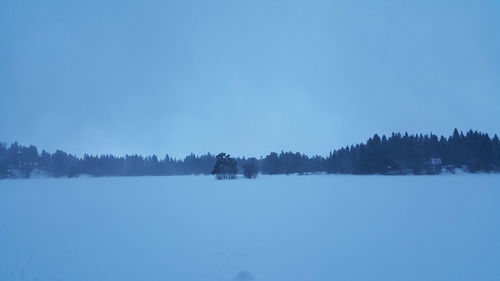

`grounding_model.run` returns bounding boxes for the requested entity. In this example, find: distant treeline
[1,129,499,179]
